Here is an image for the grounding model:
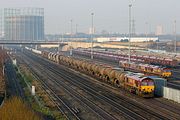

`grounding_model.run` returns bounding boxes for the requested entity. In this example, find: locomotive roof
[126,74,152,82]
